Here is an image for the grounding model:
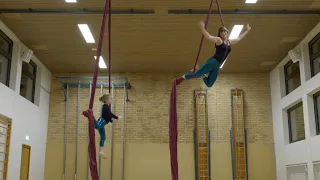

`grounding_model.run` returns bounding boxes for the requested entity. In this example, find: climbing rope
[89,1,110,107]
[192,0,215,74]
[108,0,111,94]
[215,0,225,27]
[169,0,225,180]
[83,0,111,179]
